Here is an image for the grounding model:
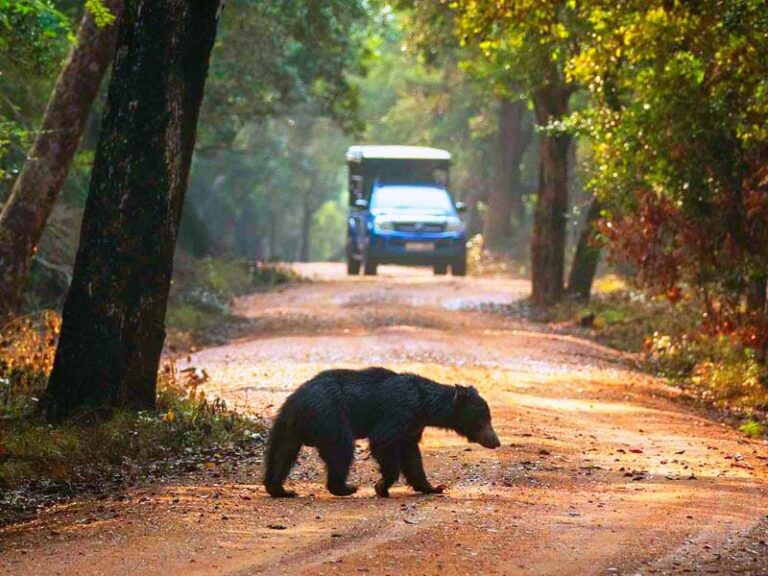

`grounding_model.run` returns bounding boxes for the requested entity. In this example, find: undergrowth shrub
[466,234,528,277]
[553,281,768,430]
[167,256,301,344]
[0,314,264,491]
[0,311,60,414]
